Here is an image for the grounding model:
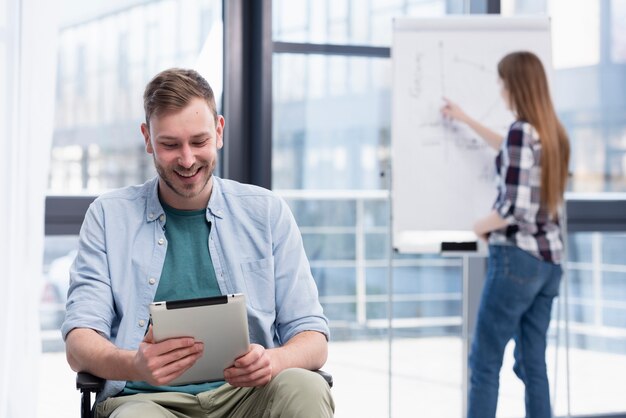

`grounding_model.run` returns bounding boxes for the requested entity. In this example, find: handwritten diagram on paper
[391,17,552,247]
